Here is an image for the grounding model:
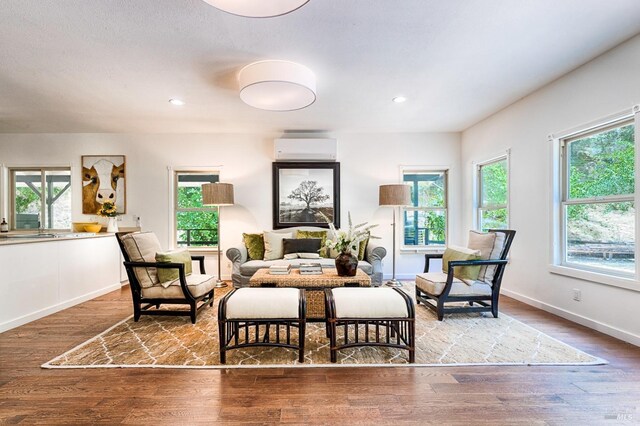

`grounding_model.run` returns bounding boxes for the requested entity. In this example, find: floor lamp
[202,182,234,288]
[379,184,412,287]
